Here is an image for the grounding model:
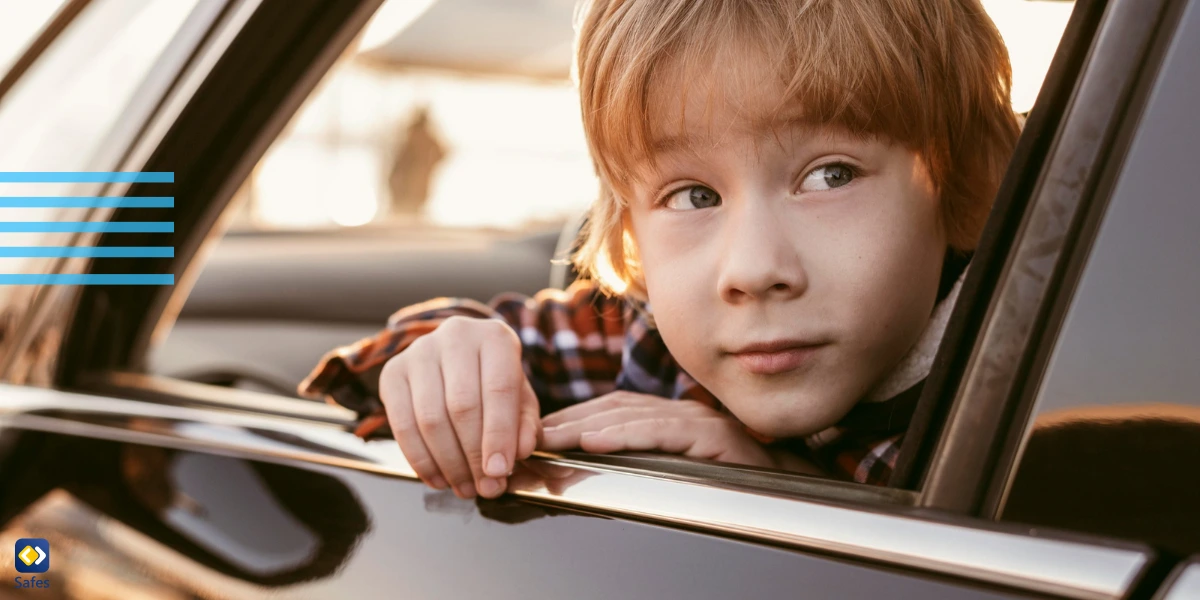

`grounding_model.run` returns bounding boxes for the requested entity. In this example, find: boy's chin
[731,392,856,439]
